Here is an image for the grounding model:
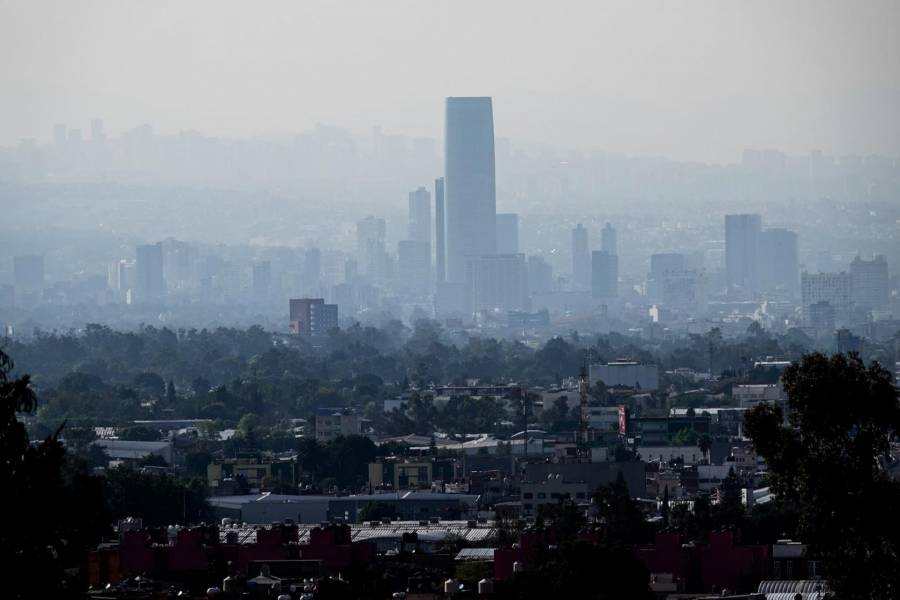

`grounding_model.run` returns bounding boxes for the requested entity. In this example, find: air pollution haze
[1,4,899,600]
